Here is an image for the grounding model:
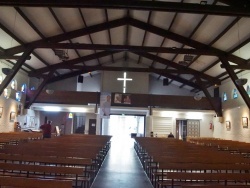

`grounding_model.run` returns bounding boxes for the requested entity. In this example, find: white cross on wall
[117,72,132,93]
